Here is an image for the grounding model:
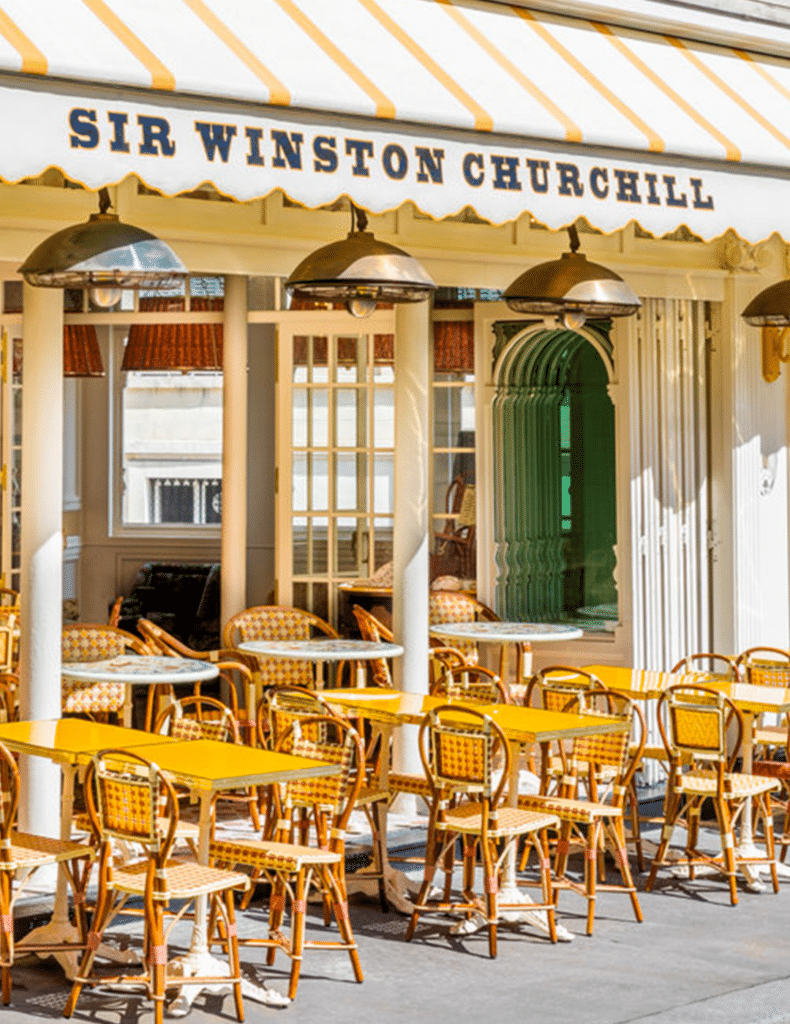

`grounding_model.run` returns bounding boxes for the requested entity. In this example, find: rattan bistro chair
[645,683,780,904]
[519,689,646,936]
[0,742,93,1004]
[61,623,150,721]
[430,663,510,705]
[211,715,365,1000]
[735,647,790,755]
[405,704,560,957]
[223,605,340,697]
[352,605,395,688]
[64,750,248,1024]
